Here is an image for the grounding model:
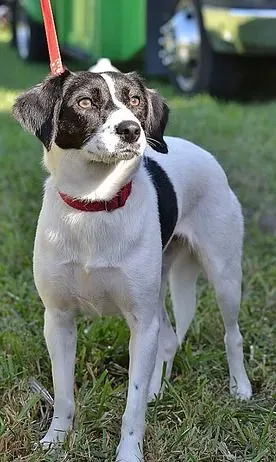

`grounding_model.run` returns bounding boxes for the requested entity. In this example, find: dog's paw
[38,415,73,450]
[116,454,144,462]
[230,377,252,400]
[39,428,67,449]
[116,441,144,462]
